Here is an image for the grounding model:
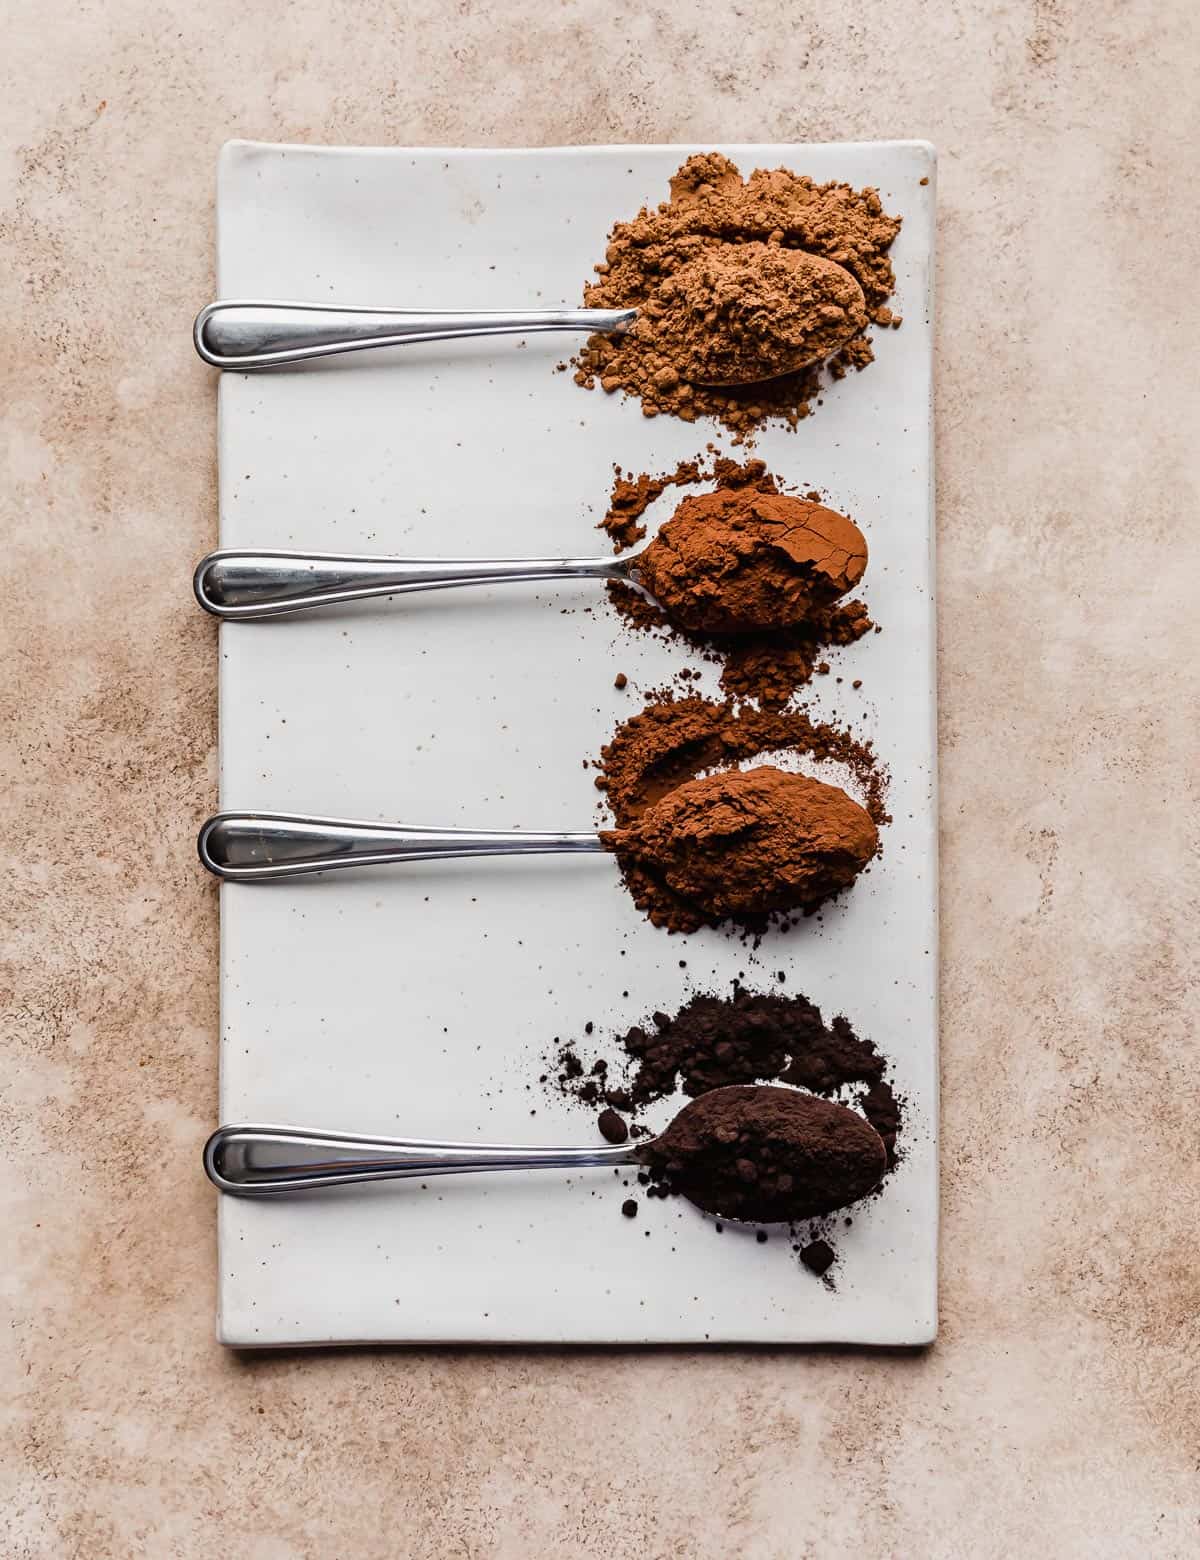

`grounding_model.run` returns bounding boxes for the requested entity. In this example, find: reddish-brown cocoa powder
[603,765,878,931]
[594,696,887,933]
[635,488,867,634]
[599,458,706,551]
[602,457,875,705]
[597,693,888,824]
